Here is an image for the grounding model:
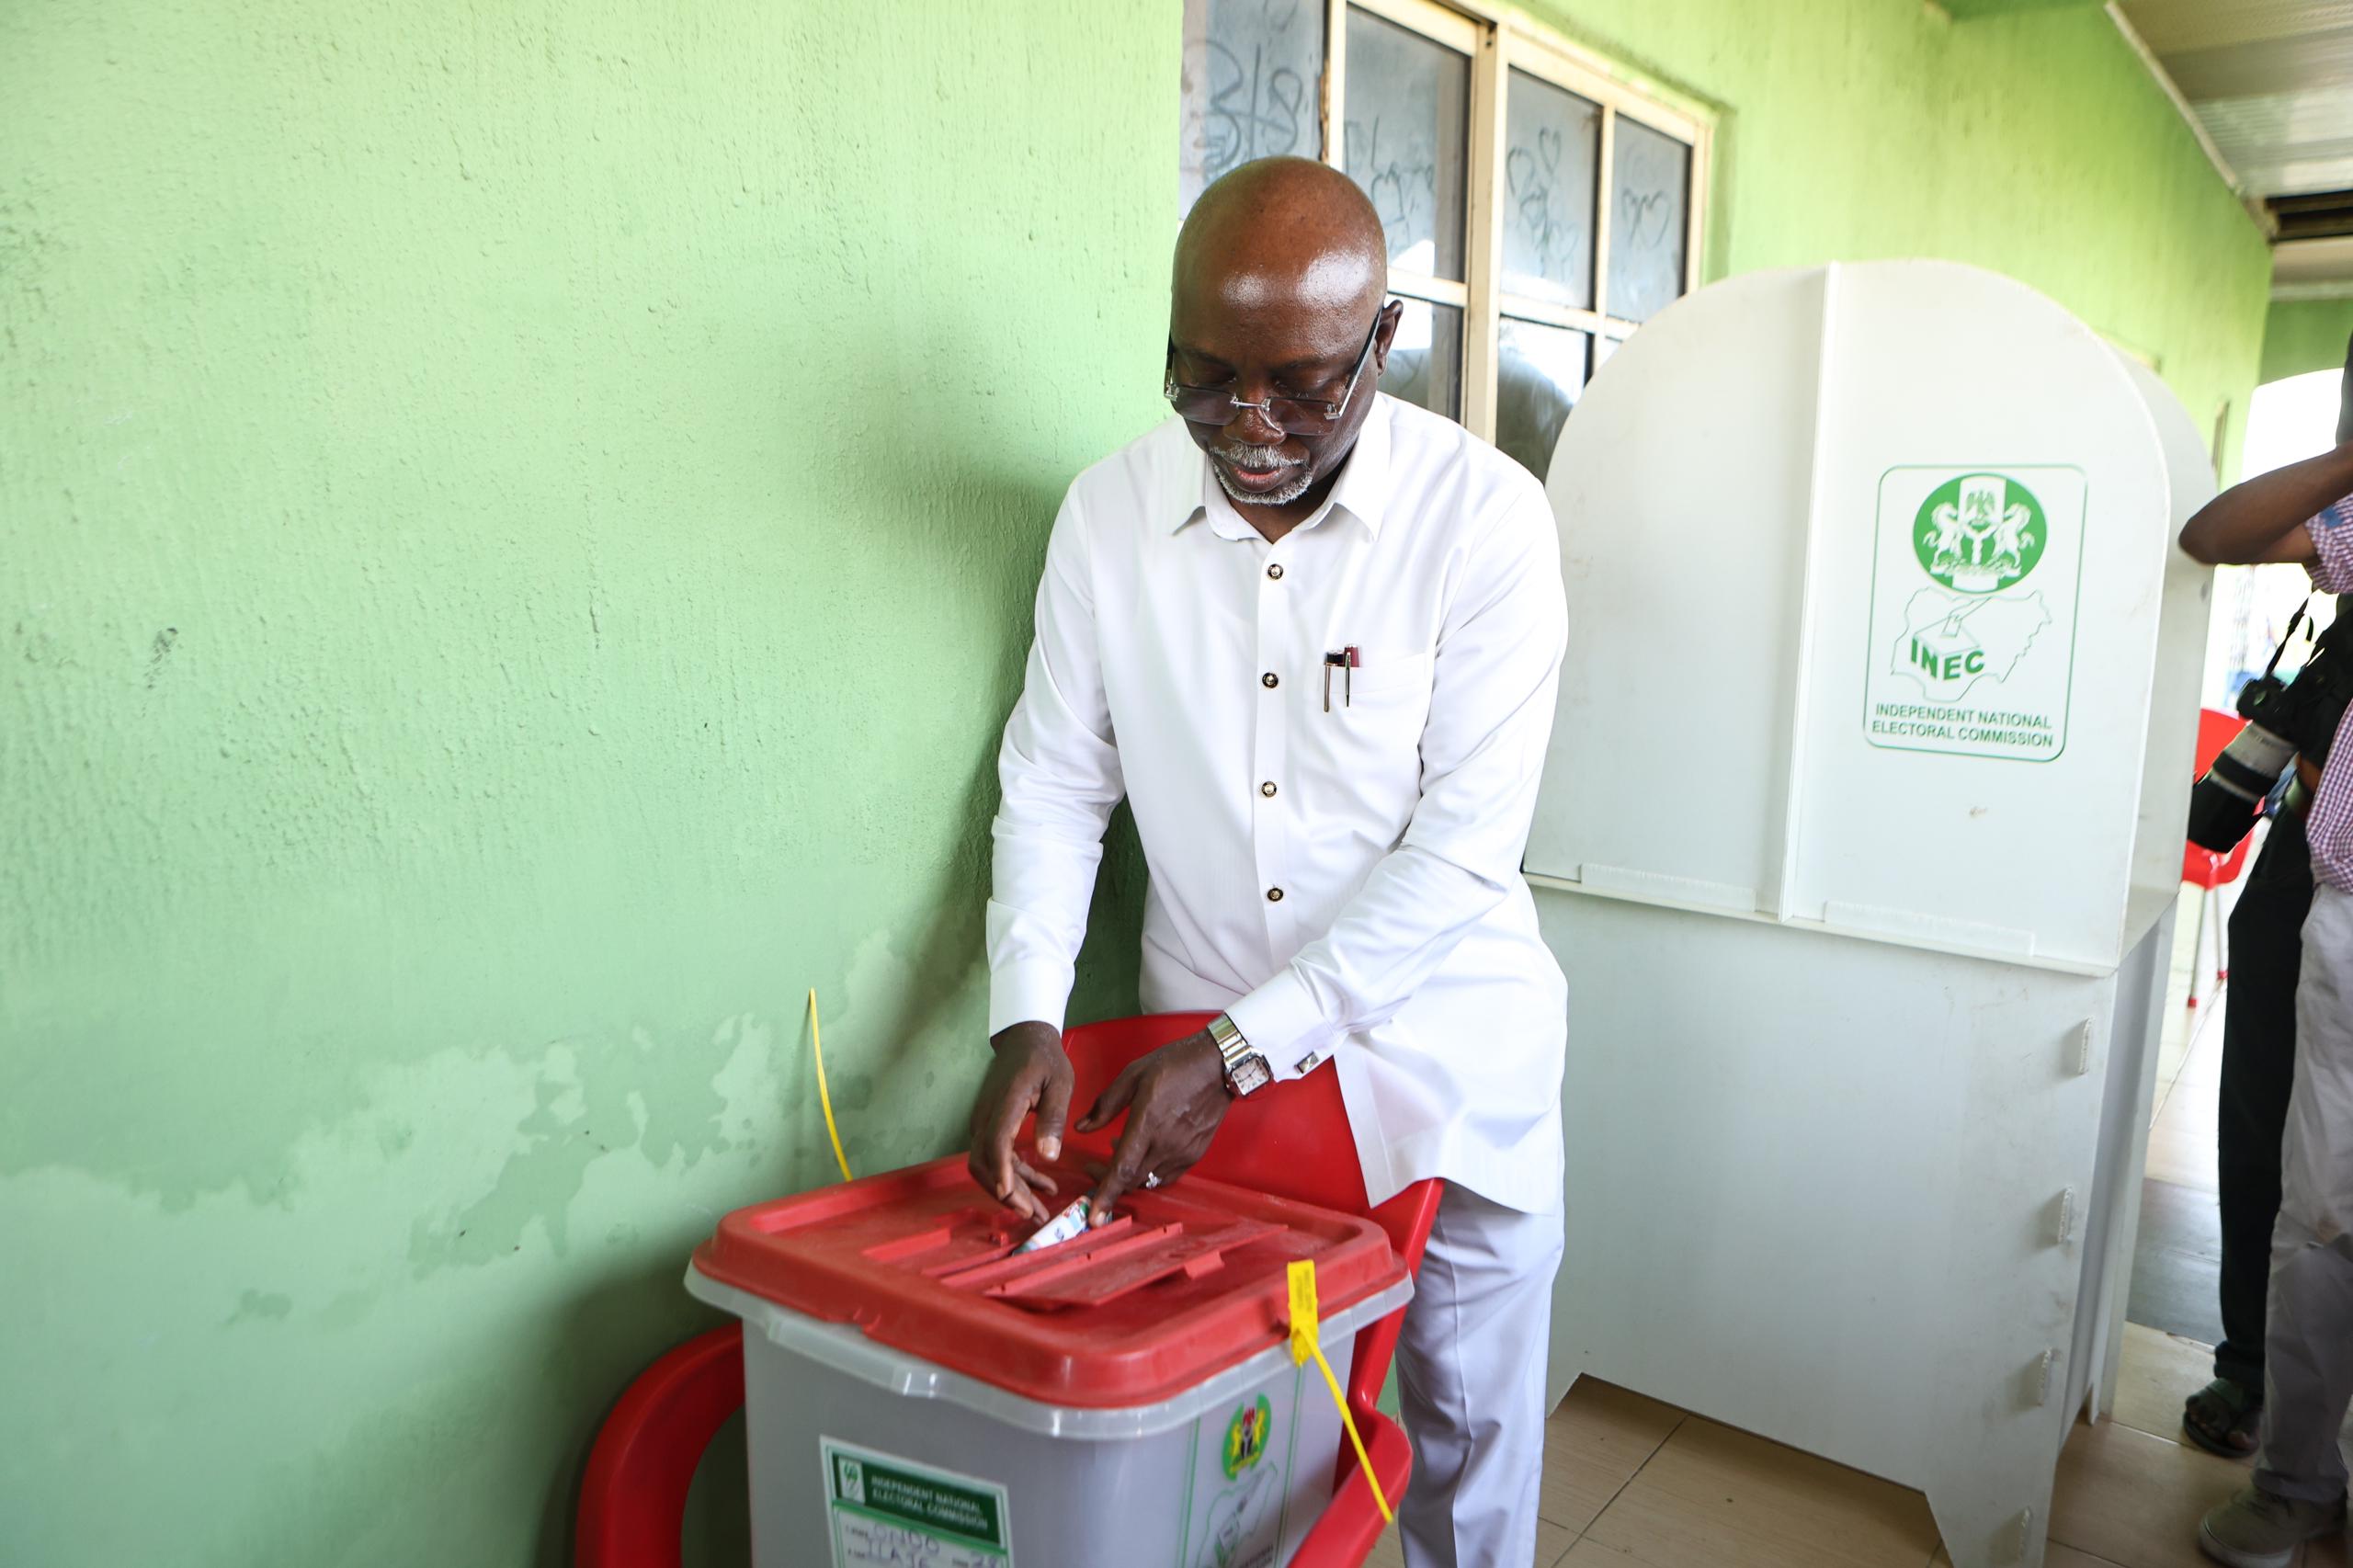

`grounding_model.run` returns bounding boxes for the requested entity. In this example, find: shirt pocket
[1309,648,1433,783]
[1347,648,1436,699]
